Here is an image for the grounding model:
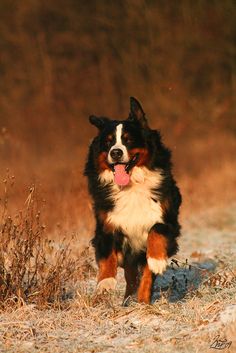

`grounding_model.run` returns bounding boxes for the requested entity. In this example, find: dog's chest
[107,167,163,252]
